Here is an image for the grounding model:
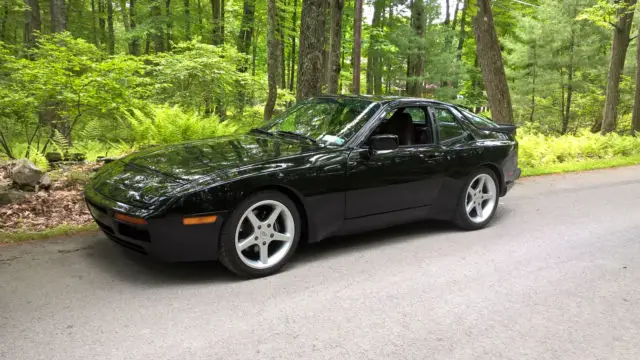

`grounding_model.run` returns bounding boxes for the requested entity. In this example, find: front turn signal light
[183,215,218,226]
[114,212,148,225]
